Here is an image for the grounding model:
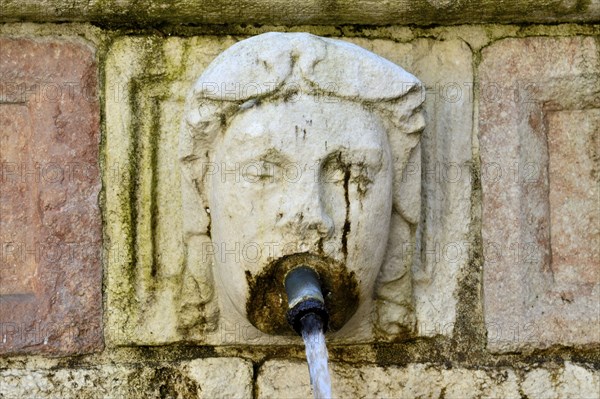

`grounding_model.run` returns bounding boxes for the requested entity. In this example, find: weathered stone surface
[105,35,472,346]
[186,358,254,398]
[0,37,102,355]
[256,360,599,398]
[0,0,598,26]
[479,36,600,352]
[547,110,599,288]
[0,357,253,399]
